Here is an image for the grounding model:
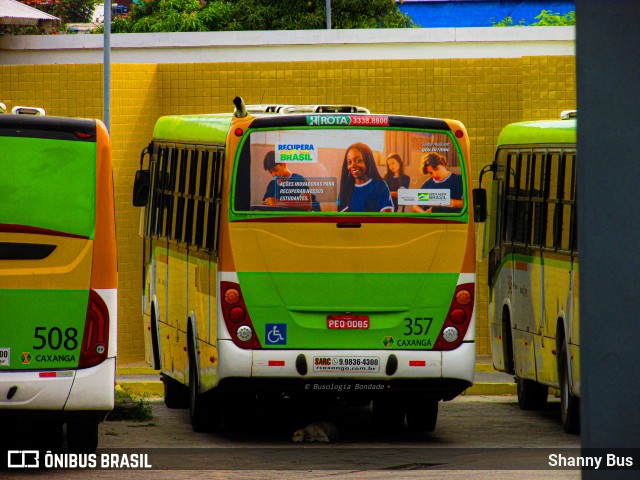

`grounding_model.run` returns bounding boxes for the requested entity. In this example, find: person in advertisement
[413,151,463,213]
[338,142,393,213]
[382,153,411,212]
[262,151,321,211]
